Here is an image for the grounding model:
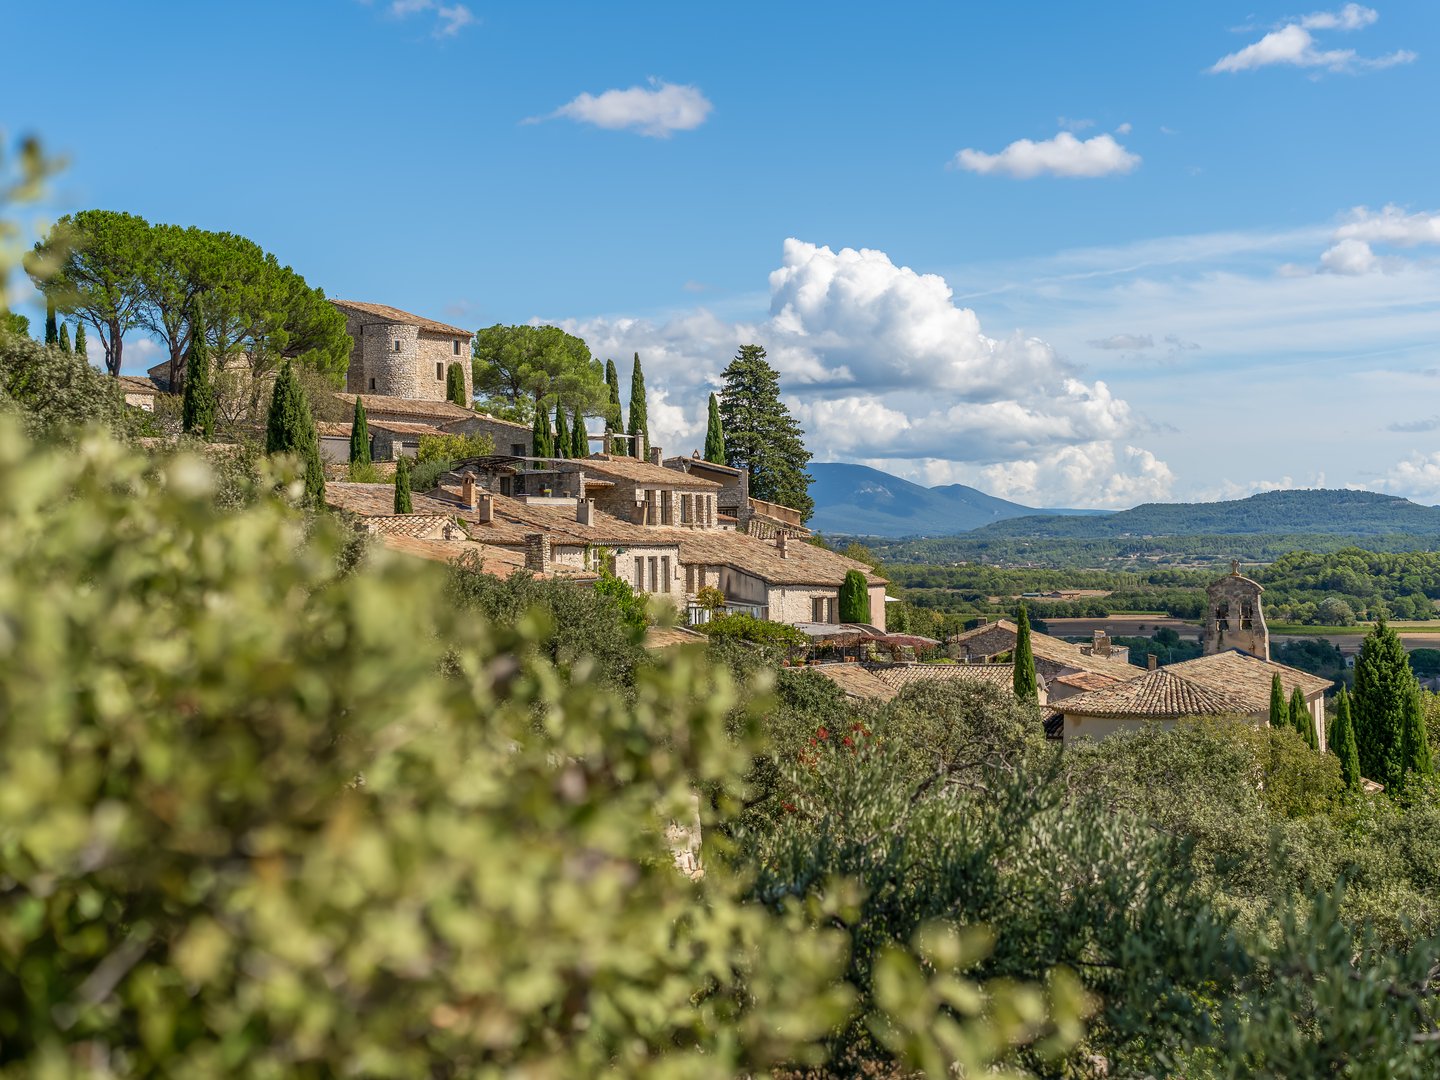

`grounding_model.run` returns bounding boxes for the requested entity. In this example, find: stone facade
[440,414,534,458]
[333,300,473,404]
[1203,563,1269,660]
